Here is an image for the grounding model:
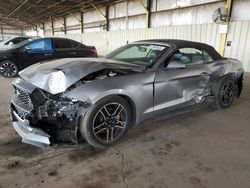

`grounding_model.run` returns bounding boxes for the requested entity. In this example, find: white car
[0,36,32,50]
